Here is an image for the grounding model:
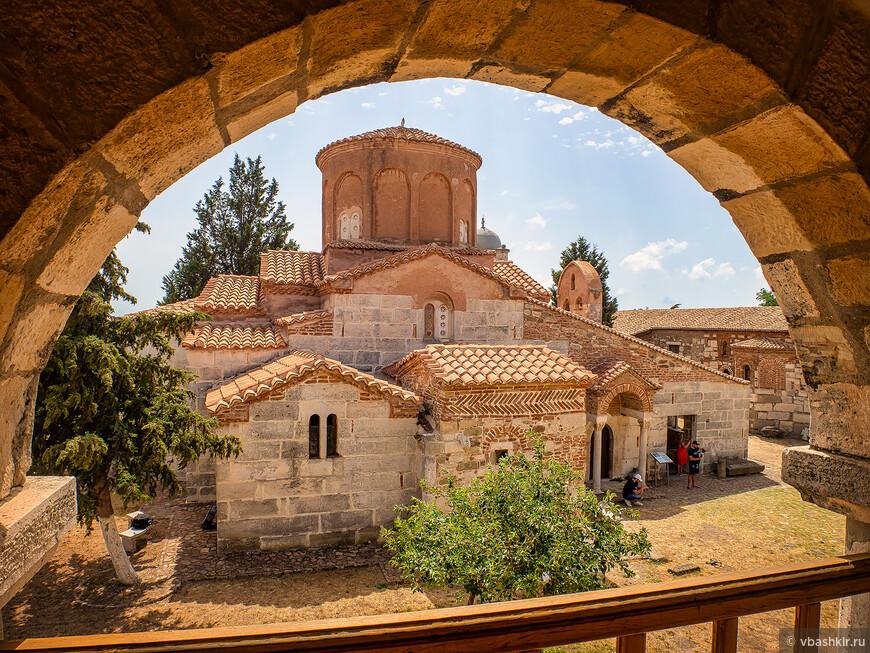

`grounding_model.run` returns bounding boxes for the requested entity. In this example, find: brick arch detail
[481,425,532,458]
[596,382,655,417]
[1,0,869,496]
